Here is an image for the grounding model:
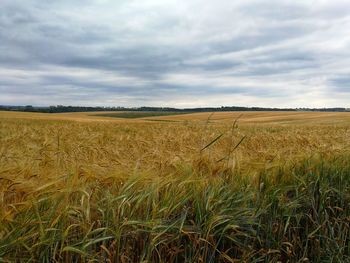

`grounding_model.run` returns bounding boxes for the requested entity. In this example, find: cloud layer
[1,0,349,107]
